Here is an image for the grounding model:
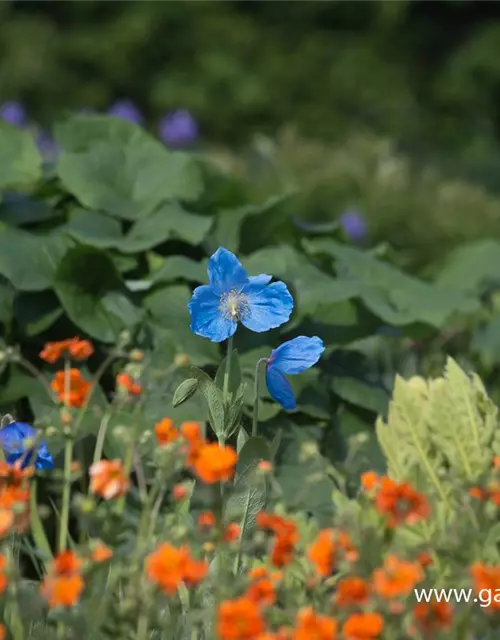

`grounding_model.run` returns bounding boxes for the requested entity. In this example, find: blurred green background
[3,0,500,268]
